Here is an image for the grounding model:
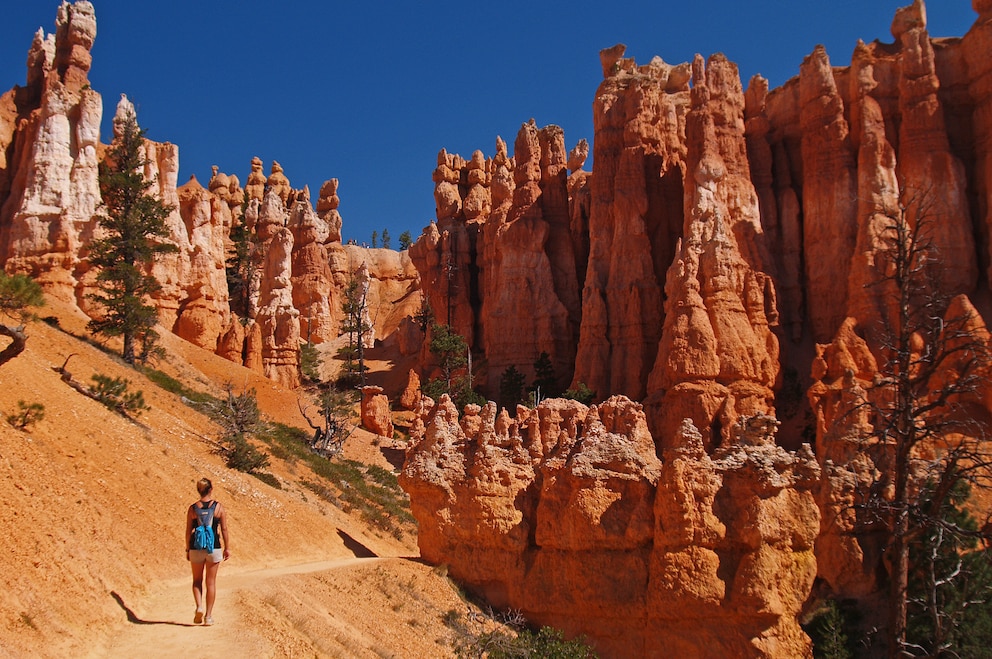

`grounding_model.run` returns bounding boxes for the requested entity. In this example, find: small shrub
[91,374,149,416]
[139,366,216,406]
[201,385,261,437]
[562,382,595,405]
[250,471,281,489]
[300,342,321,383]
[224,432,270,474]
[804,600,855,659]
[6,401,45,431]
[449,608,598,659]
